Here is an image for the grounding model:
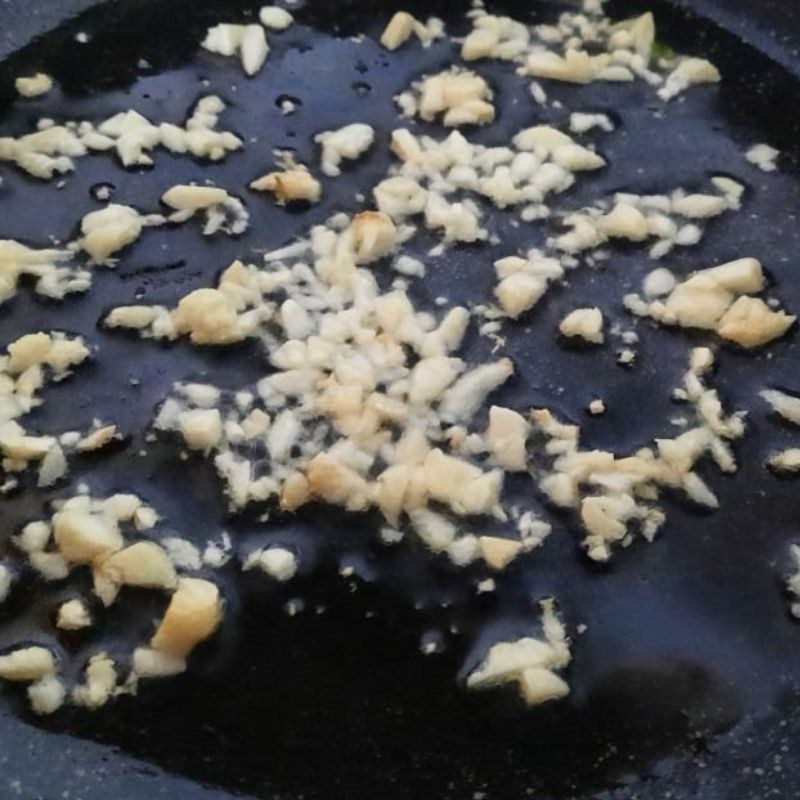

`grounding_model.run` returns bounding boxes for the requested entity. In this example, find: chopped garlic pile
[315,123,375,177]
[202,24,269,76]
[625,258,795,348]
[493,251,565,319]
[0,239,89,304]
[0,95,240,179]
[162,184,249,235]
[457,5,720,105]
[532,348,744,561]
[380,11,444,51]
[551,179,741,259]
[0,332,120,488]
[250,164,322,205]
[0,491,224,710]
[395,68,495,127]
[105,212,568,568]
[467,600,570,706]
[376,124,605,247]
[0,0,792,721]
[0,646,64,715]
